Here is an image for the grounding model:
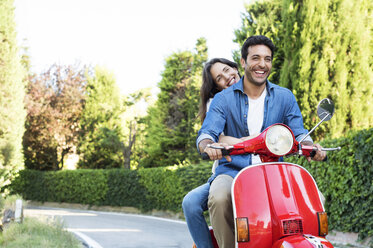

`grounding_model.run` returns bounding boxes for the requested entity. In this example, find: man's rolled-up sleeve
[196,93,227,153]
[196,134,215,154]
